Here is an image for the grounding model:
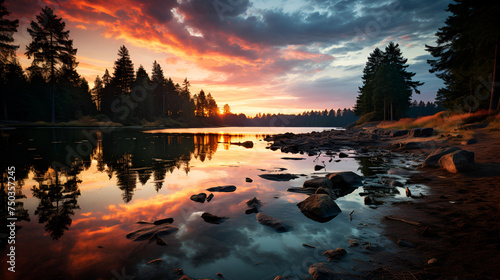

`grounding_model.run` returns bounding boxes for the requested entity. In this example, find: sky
[7,0,452,116]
